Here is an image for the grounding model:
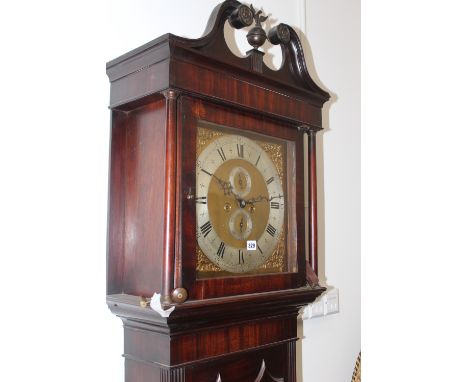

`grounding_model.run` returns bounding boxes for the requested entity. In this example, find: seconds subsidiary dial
[196,134,285,273]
